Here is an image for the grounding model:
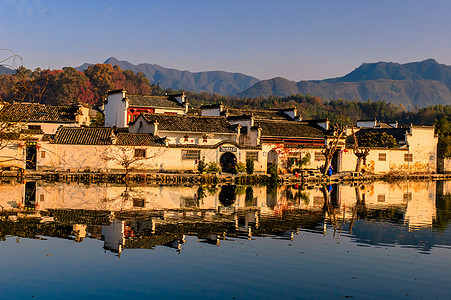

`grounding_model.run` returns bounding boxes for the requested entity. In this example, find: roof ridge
[144,112,226,119]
